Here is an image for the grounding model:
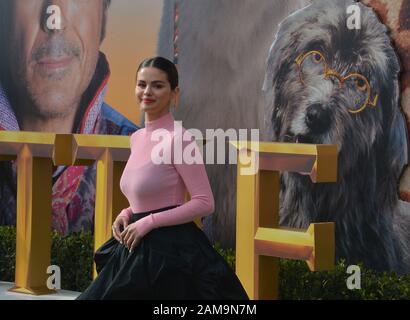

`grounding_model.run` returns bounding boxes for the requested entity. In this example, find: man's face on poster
[7,0,106,118]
